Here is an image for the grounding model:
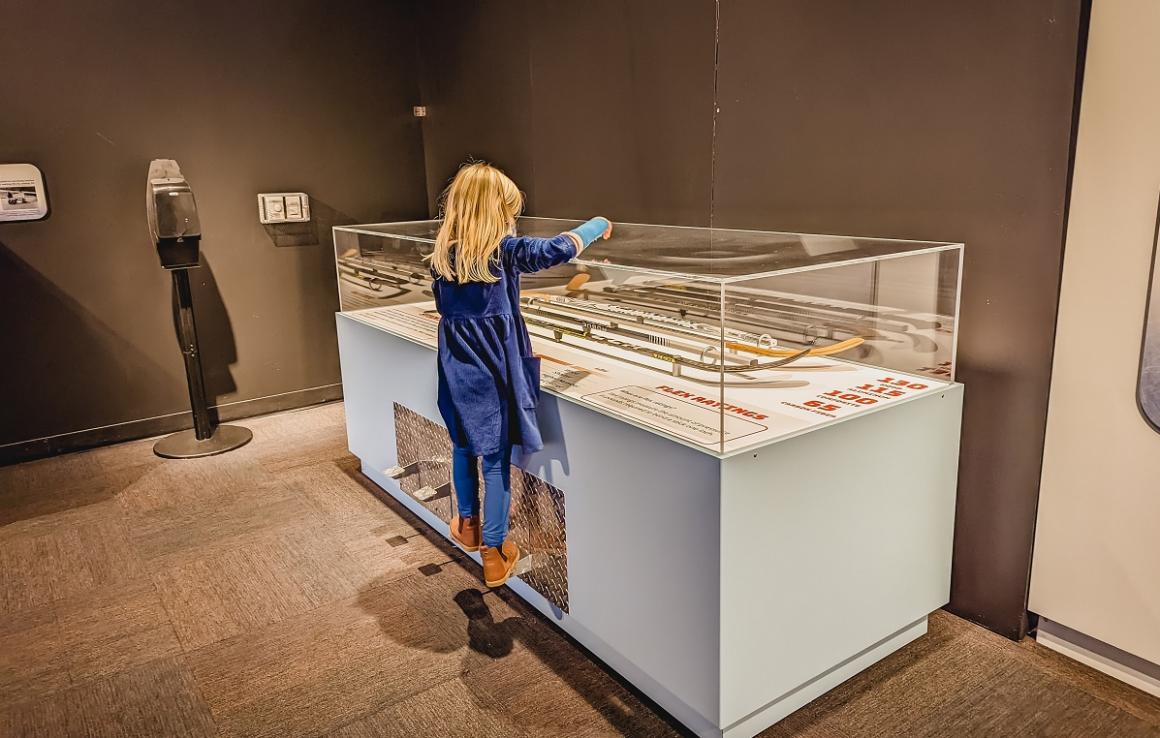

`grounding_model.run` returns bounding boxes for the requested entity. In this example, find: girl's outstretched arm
[506,217,613,274]
[564,217,612,254]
